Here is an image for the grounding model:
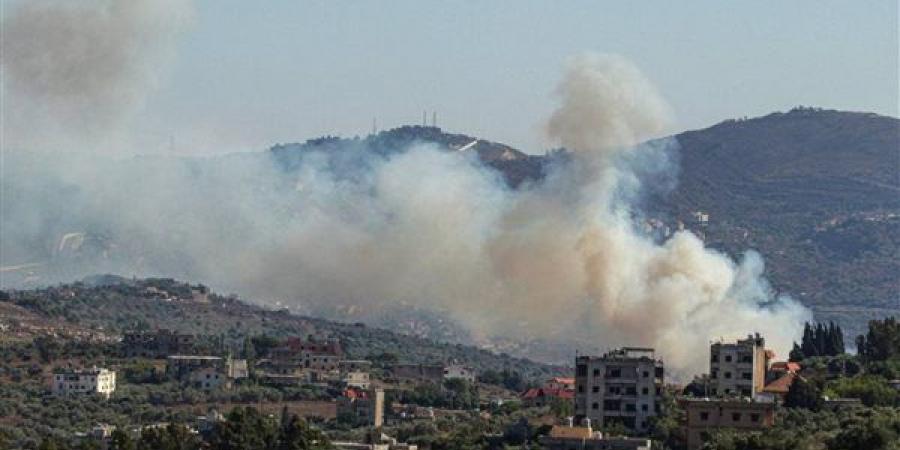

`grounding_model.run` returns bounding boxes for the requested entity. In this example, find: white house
[52,367,116,399]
